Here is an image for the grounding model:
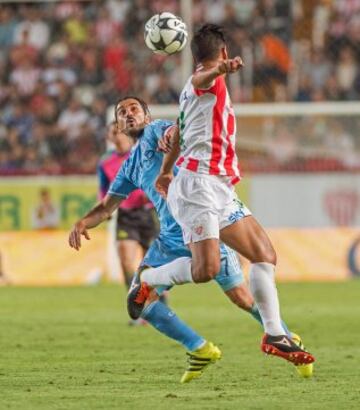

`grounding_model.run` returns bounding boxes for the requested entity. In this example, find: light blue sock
[250,304,292,338]
[141,301,205,352]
